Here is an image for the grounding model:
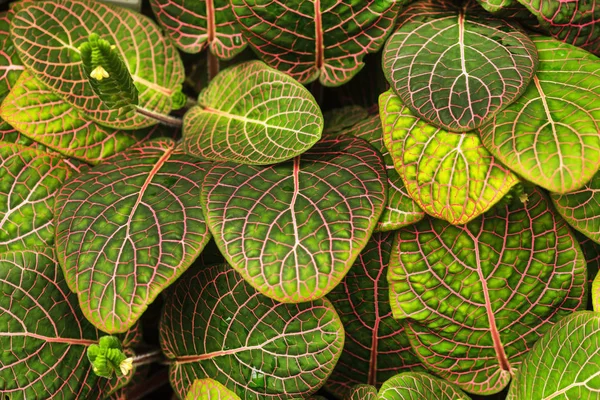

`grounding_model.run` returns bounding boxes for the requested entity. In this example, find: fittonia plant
[1,0,600,398]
